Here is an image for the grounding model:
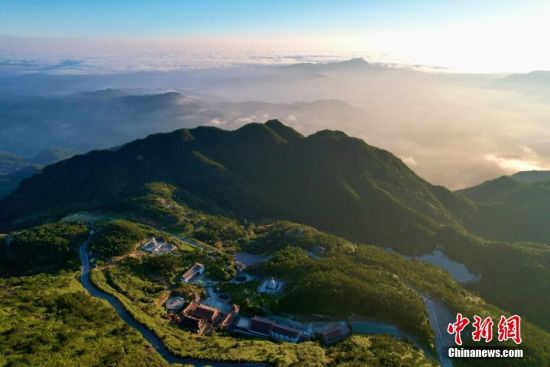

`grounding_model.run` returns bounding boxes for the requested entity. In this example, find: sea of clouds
[2,35,550,189]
